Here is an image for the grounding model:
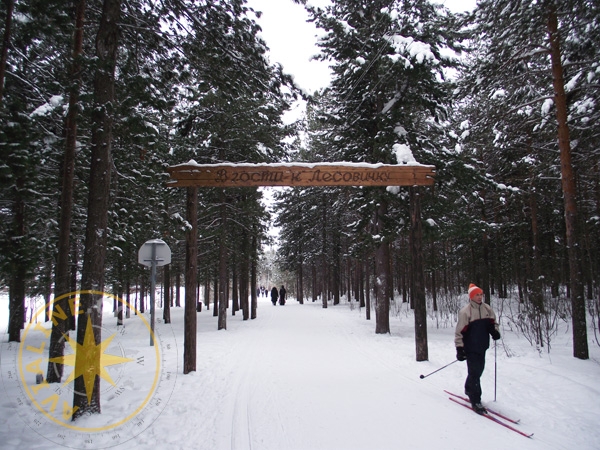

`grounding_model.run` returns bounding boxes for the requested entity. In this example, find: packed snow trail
[2,295,599,450]
[143,298,559,450]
